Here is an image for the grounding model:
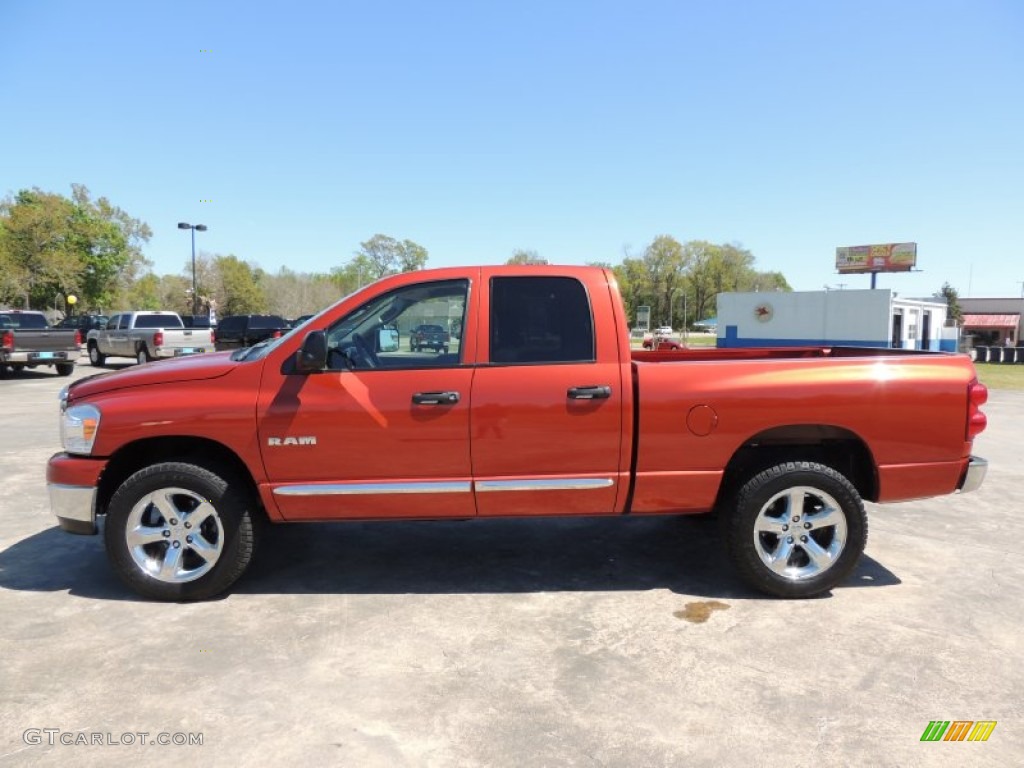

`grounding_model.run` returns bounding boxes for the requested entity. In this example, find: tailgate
[12,330,79,353]
[161,330,213,348]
